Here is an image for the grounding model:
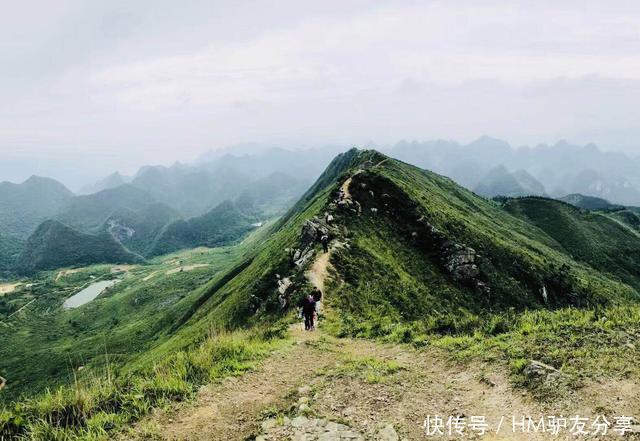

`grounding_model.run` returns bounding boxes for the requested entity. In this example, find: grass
[0,226,273,398]
[4,148,640,436]
[326,356,404,384]
[1,328,284,440]
[320,153,640,396]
